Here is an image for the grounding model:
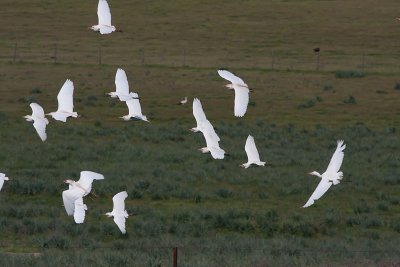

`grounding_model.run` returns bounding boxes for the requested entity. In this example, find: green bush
[335,70,365,78]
